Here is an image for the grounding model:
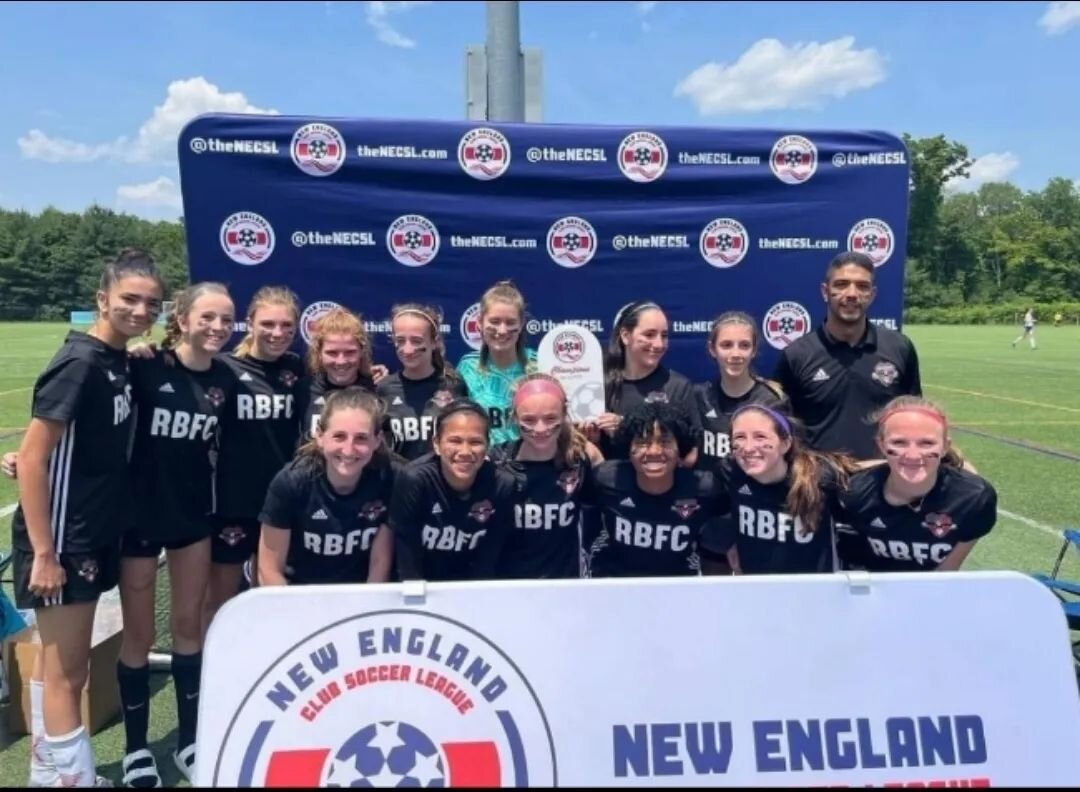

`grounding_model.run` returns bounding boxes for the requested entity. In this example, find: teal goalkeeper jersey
[456,349,537,445]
